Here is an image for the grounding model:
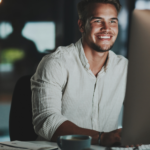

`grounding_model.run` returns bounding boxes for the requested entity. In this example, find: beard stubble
[90,40,114,53]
